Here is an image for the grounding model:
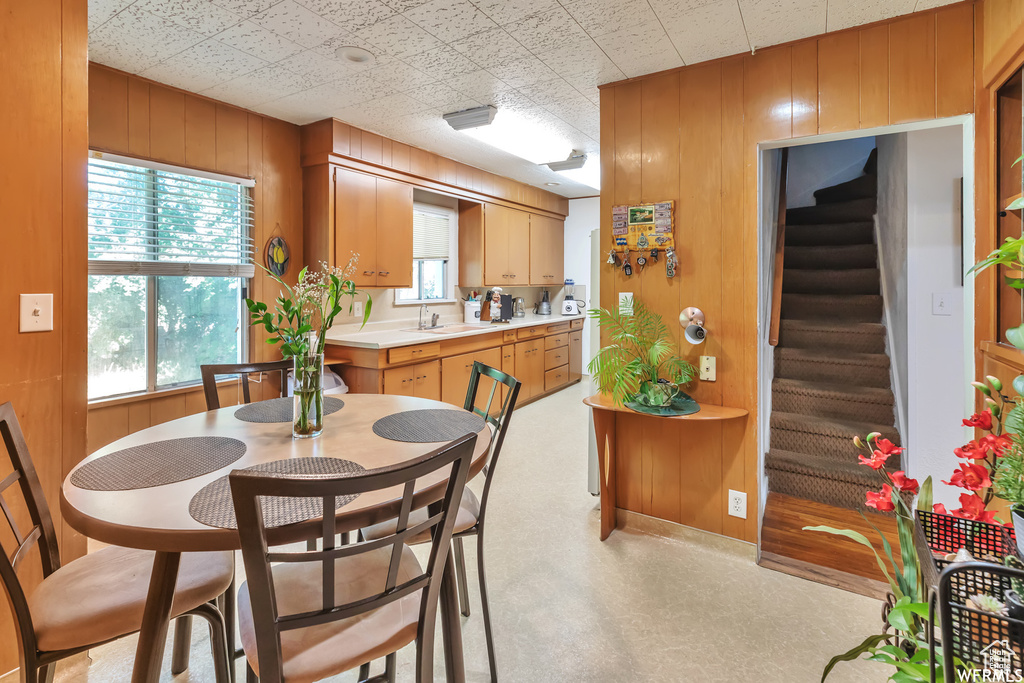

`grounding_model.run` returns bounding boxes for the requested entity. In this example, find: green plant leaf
[804,525,900,595]
[818,634,890,682]
[1005,405,1024,435]
[1008,197,1024,211]
[1007,324,1024,351]
[916,476,933,515]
